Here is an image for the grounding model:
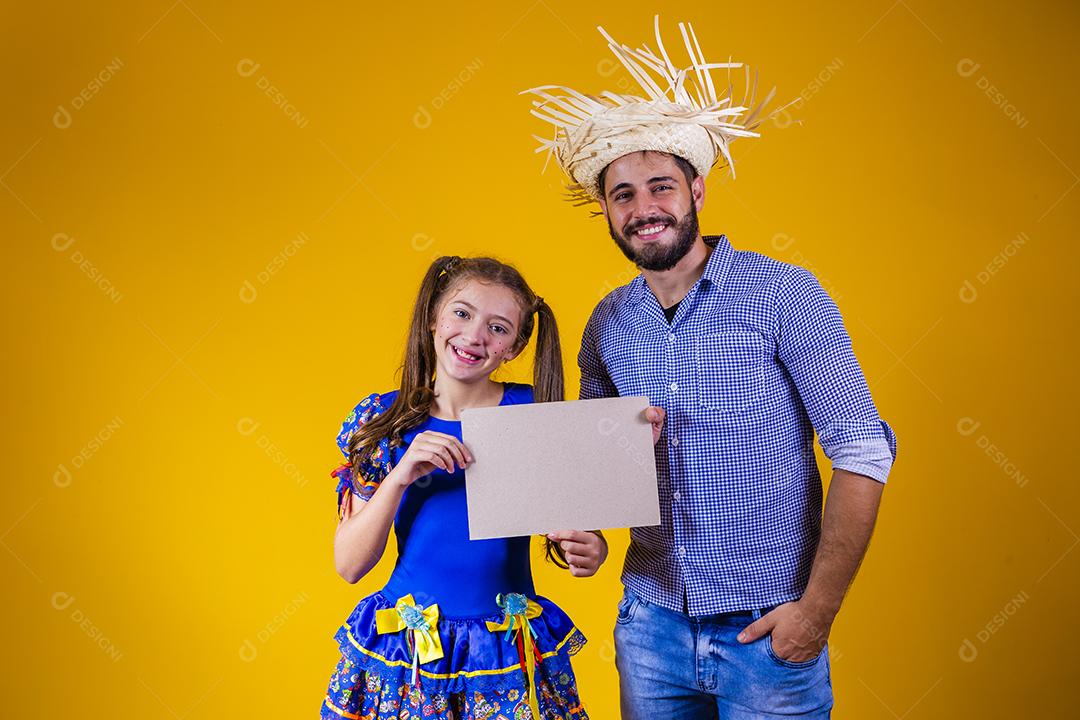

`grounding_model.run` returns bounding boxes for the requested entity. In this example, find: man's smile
[632,222,669,239]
